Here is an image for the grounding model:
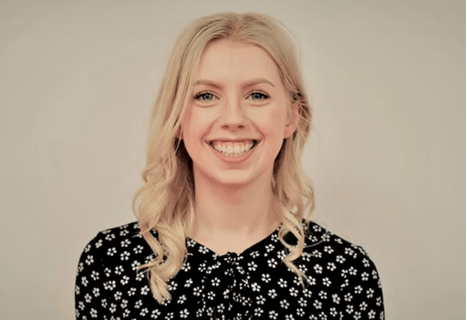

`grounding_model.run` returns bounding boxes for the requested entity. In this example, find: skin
[180,39,299,255]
